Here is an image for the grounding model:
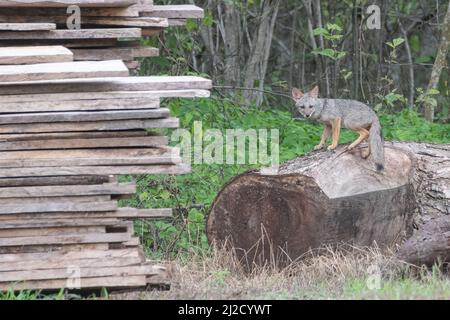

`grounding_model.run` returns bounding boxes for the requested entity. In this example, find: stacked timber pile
[0,0,210,291]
